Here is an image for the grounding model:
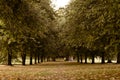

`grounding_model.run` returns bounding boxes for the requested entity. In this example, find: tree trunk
[52,57,56,61]
[38,53,40,63]
[80,55,83,63]
[30,52,33,65]
[101,52,105,64]
[65,56,69,61]
[92,53,95,64]
[117,52,120,64]
[41,54,44,63]
[85,53,87,64]
[22,53,26,65]
[107,59,112,63]
[34,53,37,64]
[77,52,80,63]
[8,46,12,66]
[8,52,12,65]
